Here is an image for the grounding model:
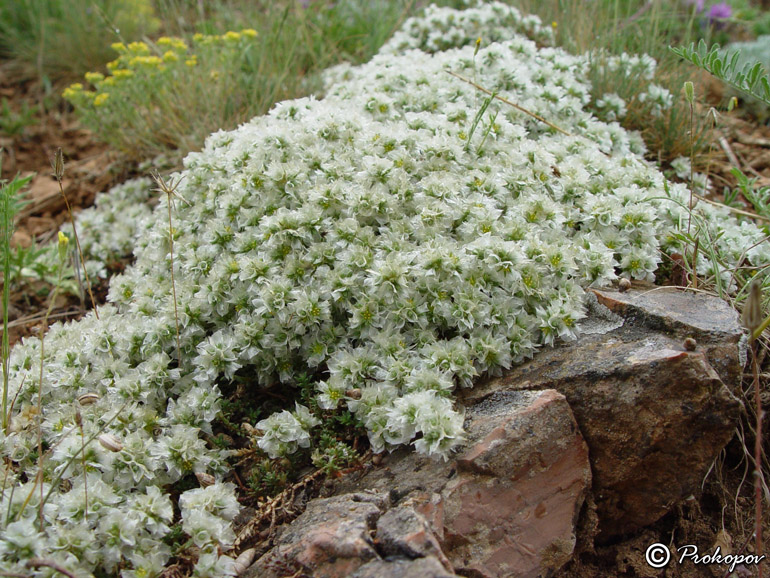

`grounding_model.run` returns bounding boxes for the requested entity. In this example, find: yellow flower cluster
[157,36,188,51]
[192,29,258,46]
[63,28,259,114]
[128,55,163,68]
